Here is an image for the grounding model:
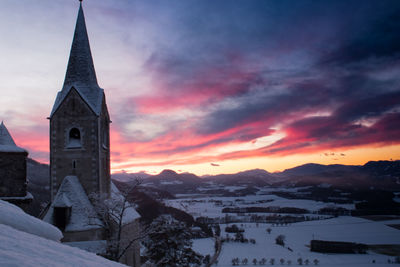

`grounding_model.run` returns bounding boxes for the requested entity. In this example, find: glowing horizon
[1,0,400,176]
